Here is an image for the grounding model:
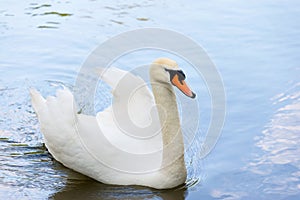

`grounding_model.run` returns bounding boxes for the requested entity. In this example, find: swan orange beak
[171,74,196,99]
